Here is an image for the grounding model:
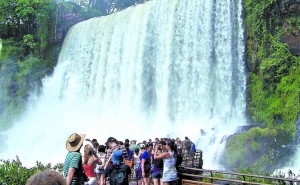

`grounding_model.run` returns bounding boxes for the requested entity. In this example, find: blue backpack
[191,142,196,152]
